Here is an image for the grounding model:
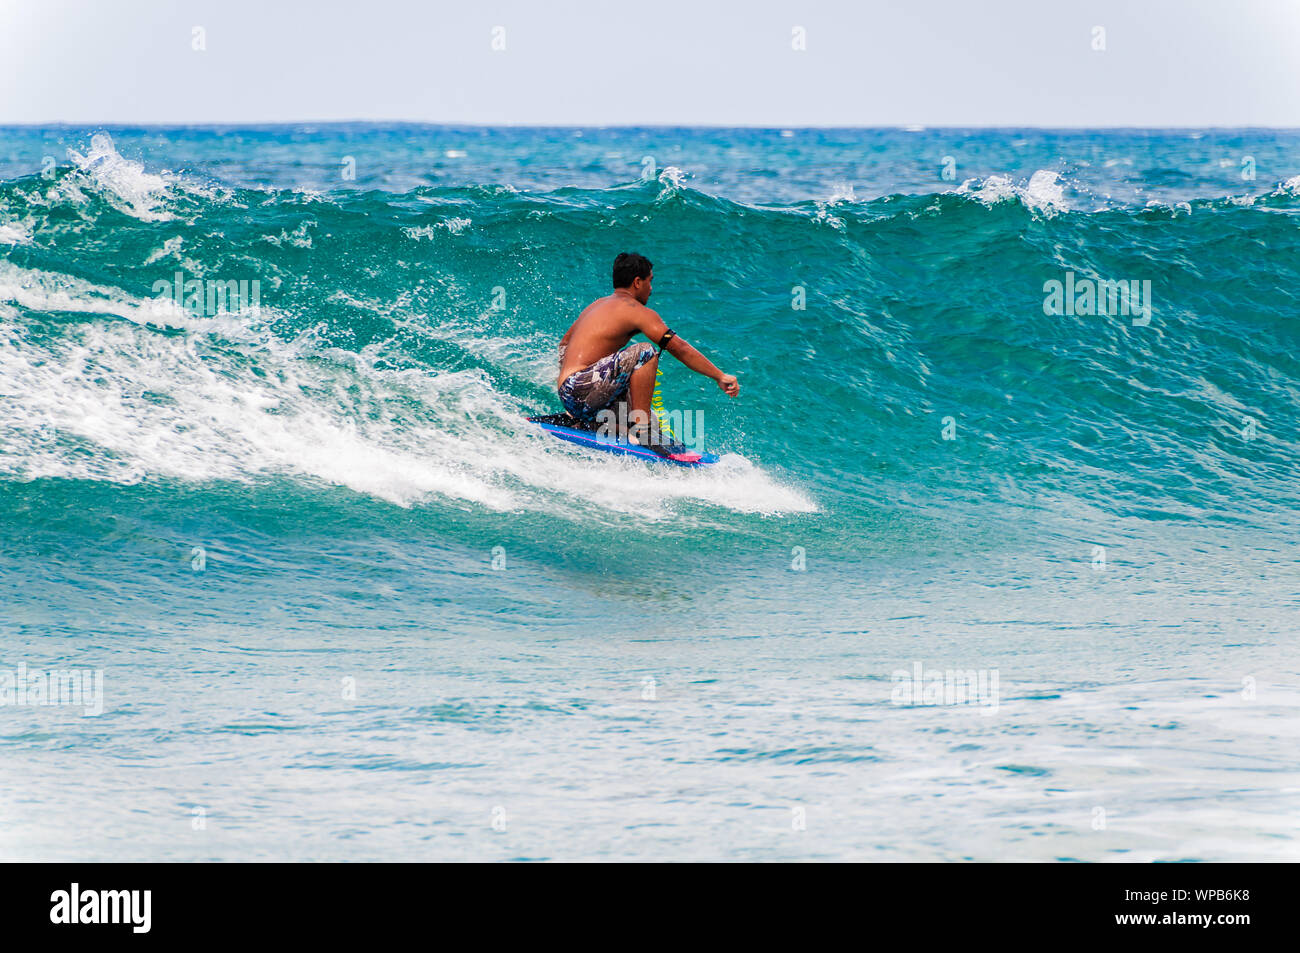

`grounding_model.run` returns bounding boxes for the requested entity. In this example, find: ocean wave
[1,136,1296,532]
